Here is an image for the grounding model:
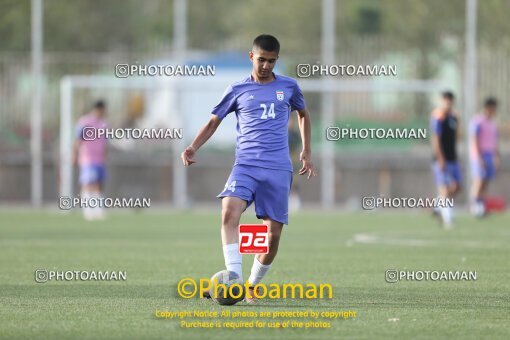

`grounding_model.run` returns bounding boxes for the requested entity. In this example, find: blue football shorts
[471,152,496,181]
[79,164,106,185]
[217,164,293,225]
[432,161,462,186]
